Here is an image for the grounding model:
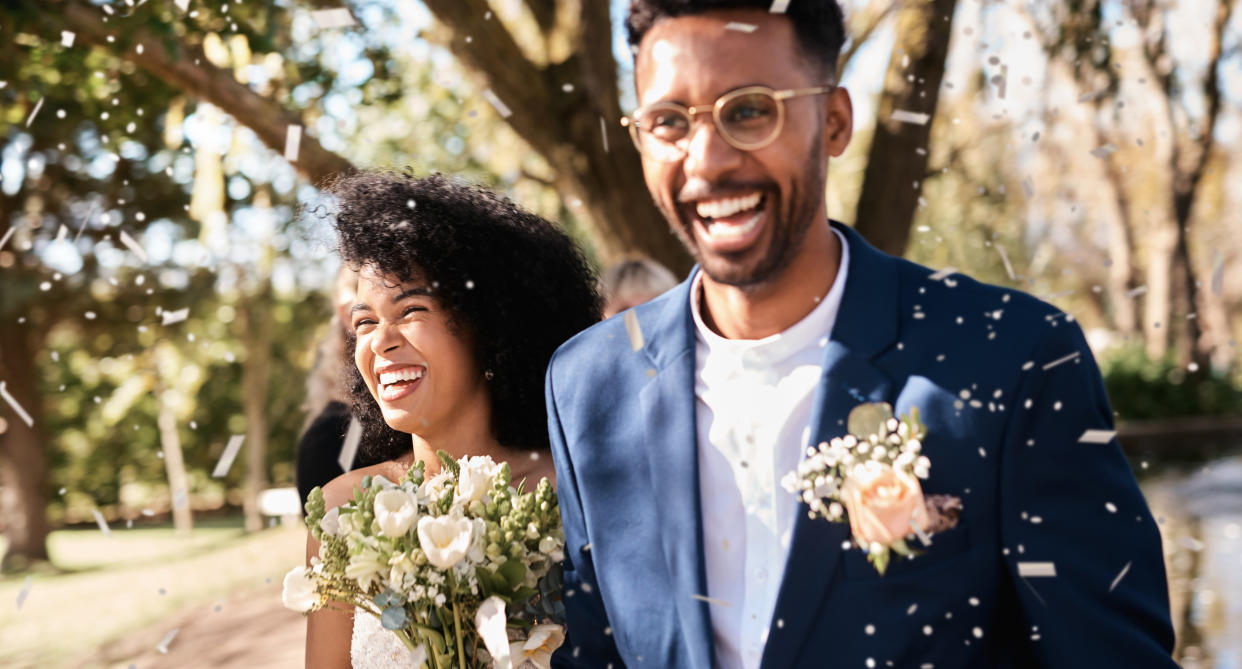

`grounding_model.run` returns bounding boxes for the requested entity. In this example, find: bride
[304,172,601,668]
